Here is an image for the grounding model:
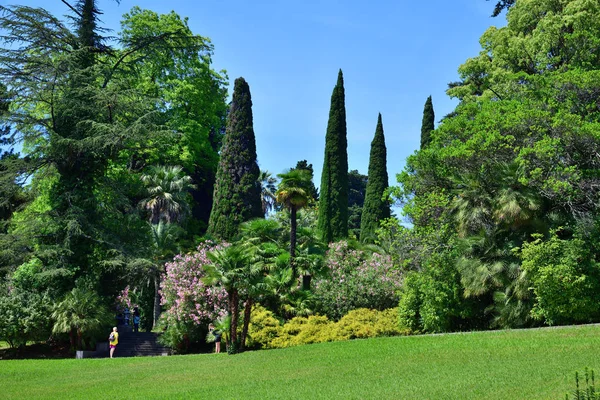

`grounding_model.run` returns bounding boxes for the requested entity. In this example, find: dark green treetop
[420,96,435,149]
[208,77,262,240]
[317,69,349,243]
[348,169,367,240]
[291,160,319,202]
[360,113,390,243]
